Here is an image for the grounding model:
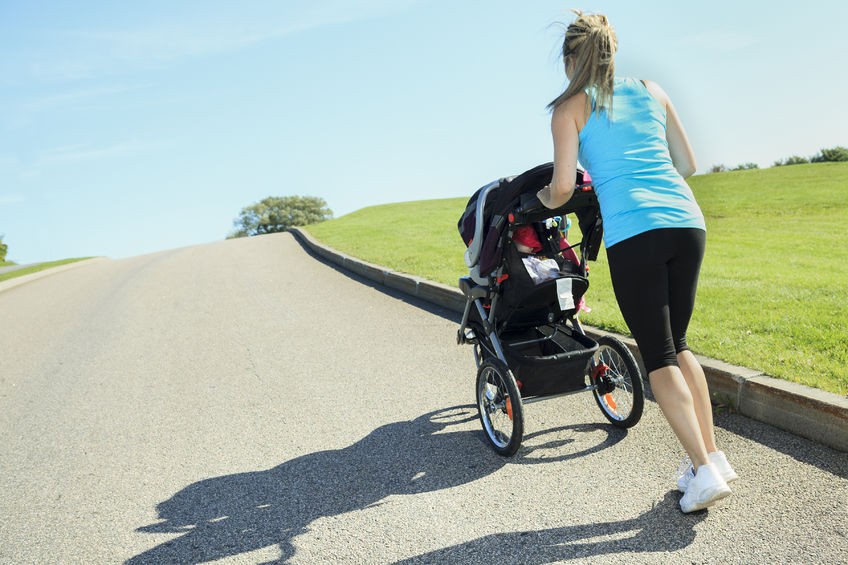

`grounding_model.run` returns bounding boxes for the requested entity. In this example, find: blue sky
[2,1,846,264]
